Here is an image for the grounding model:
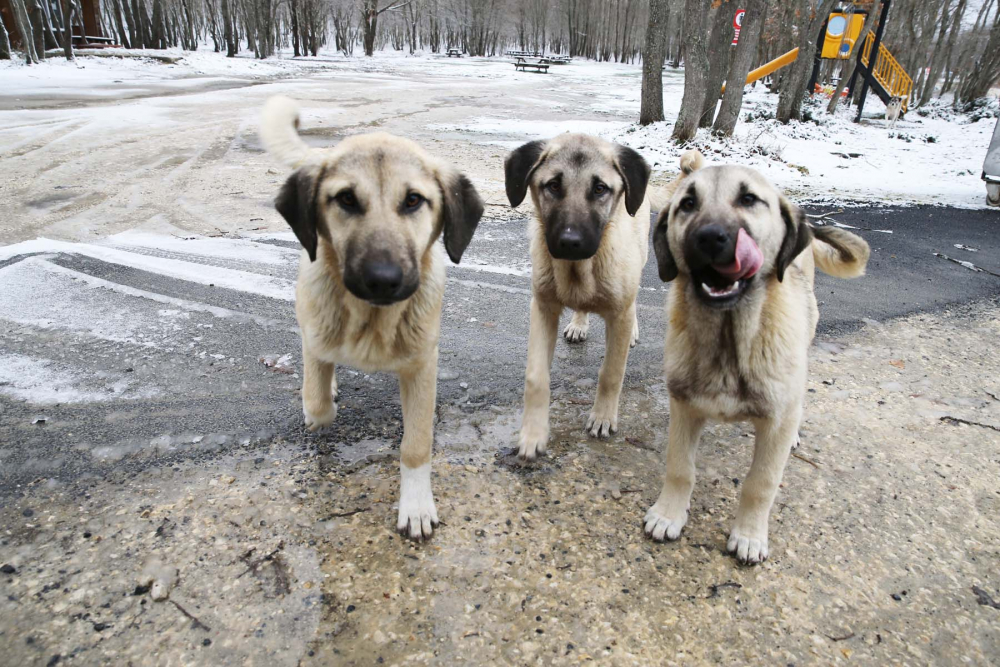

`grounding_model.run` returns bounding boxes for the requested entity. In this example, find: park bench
[514,57,549,73]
